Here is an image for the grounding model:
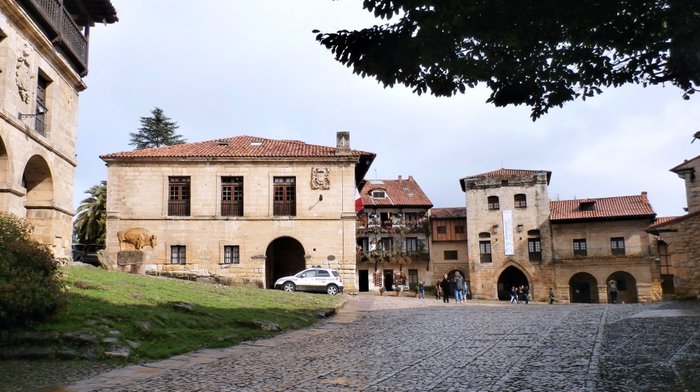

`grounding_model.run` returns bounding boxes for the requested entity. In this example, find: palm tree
[73,181,107,245]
